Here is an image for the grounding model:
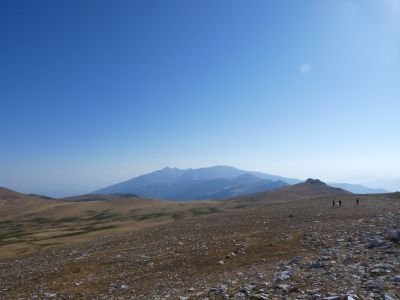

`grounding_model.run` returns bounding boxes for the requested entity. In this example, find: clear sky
[1,0,399,196]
